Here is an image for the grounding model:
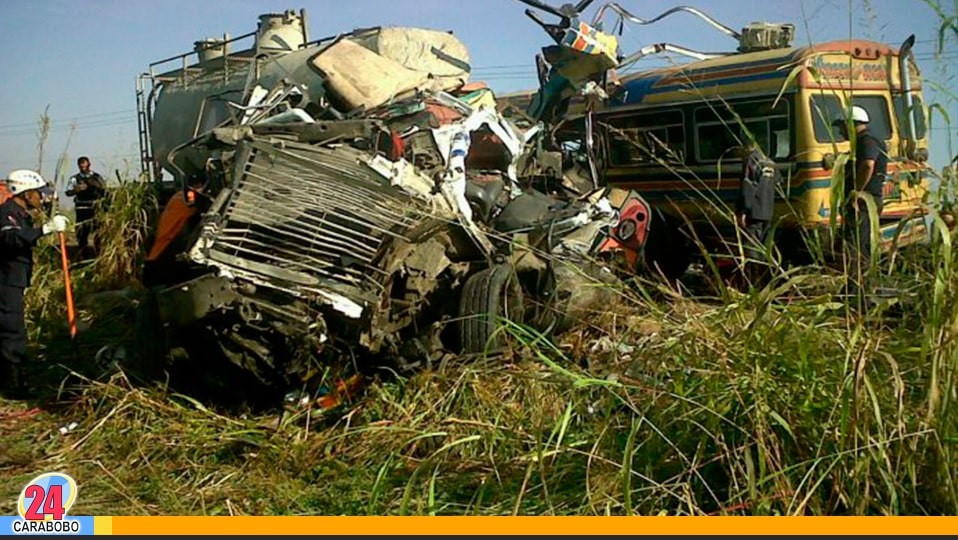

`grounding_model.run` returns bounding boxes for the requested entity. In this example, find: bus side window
[694,99,790,162]
[604,110,685,166]
[772,129,790,159]
[697,122,741,161]
[607,128,638,165]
